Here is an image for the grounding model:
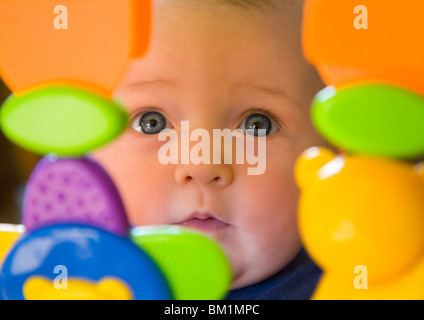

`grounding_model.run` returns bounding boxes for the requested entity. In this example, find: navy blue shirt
[224,248,322,300]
